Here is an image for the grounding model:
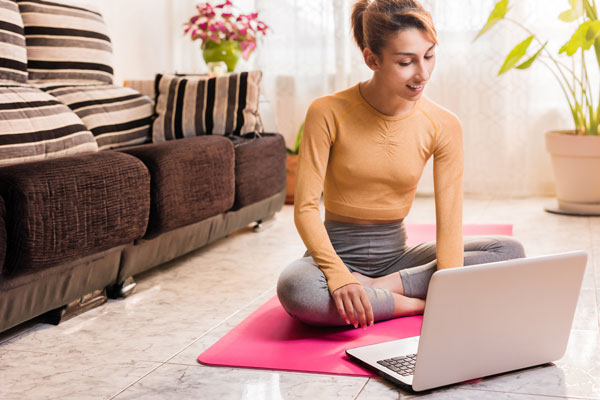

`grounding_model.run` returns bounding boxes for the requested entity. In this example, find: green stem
[506,17,579,94]
[538,58,578,122]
